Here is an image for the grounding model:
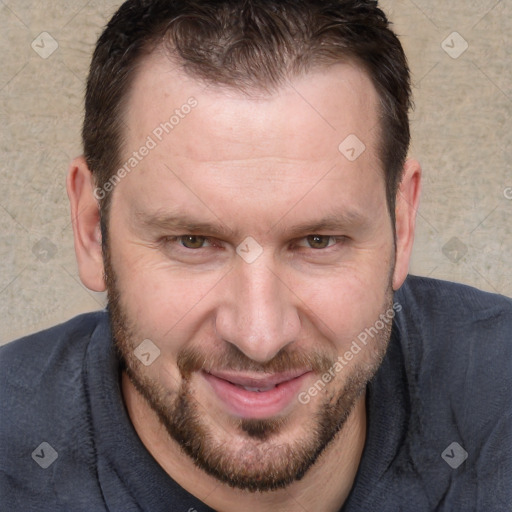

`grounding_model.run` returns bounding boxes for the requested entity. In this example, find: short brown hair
[83,0,412,228]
